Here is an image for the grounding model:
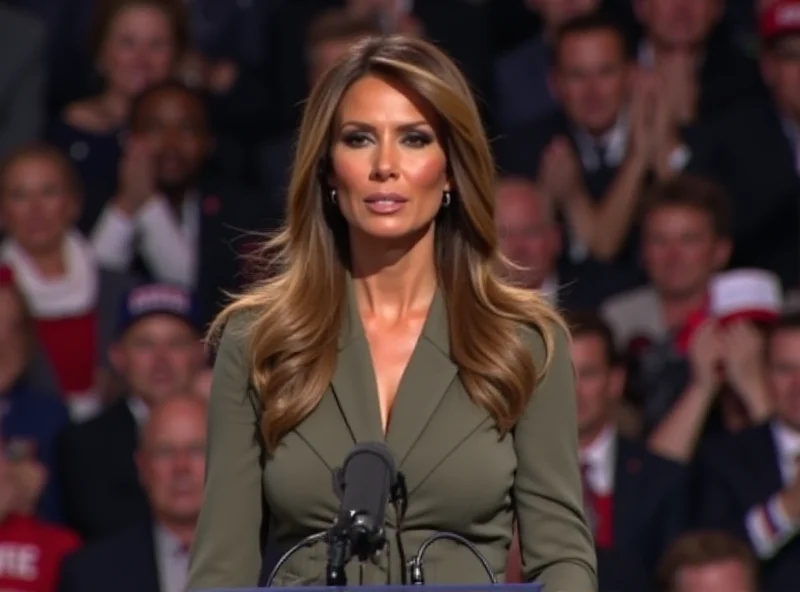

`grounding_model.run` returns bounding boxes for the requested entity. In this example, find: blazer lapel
[612,437,642,552]
[387,289,489,495]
